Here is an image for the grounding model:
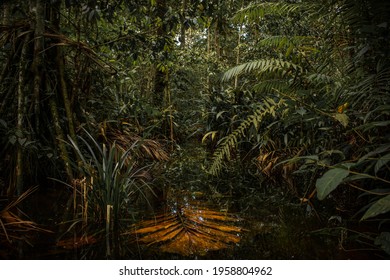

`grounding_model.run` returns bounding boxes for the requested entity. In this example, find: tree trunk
[206,19,211,95]
[2,1,10,25]
[153,0,168,107]
[13,34,31,197]
[48,88,74,181]
[31,0,45,134]
[180,0,188,48]
[58,49,78,141]
[214,24,220,60]
[234,25,241,89]
[52,1,78,148]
